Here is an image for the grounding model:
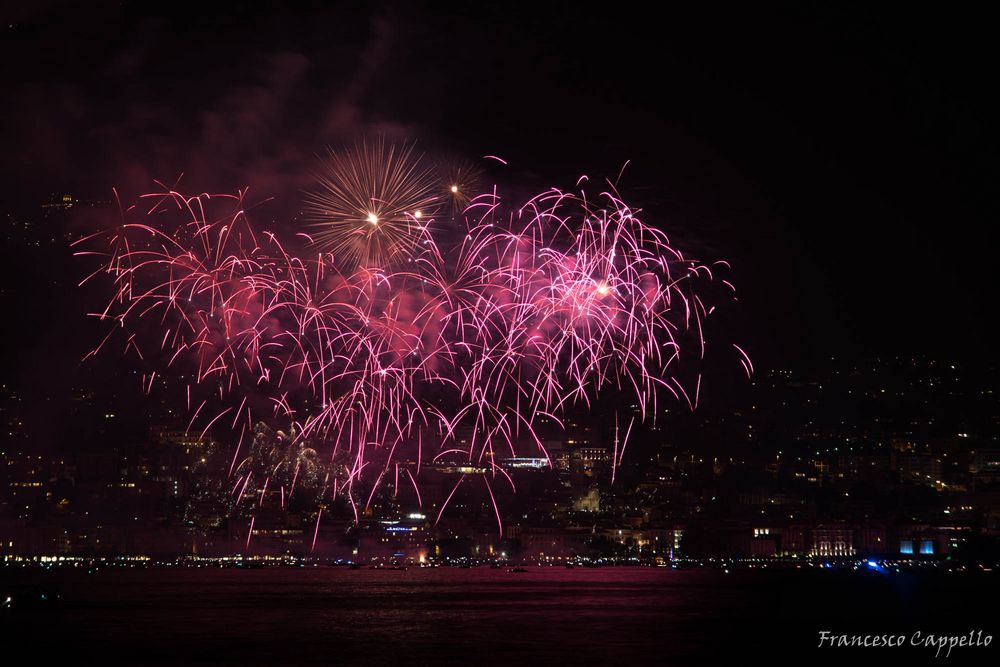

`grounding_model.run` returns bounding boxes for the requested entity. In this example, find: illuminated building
[809,525,855,557]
